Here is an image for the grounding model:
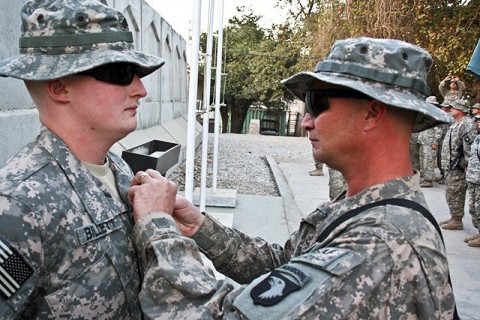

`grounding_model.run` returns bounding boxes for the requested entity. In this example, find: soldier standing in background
[410,131,421,172]
[437,101,454,184]
[418,96,445,187]
[327,166,347,200]
[471,103,480,117]
[0,0,164,318]
[465,115,480,247]
[440,99,477,231]
[439,75,466,102]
